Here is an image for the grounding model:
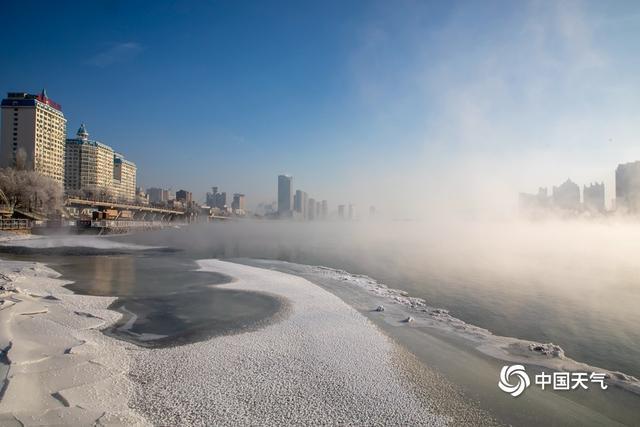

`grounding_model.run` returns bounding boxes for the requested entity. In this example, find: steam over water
[115,220,640,379]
